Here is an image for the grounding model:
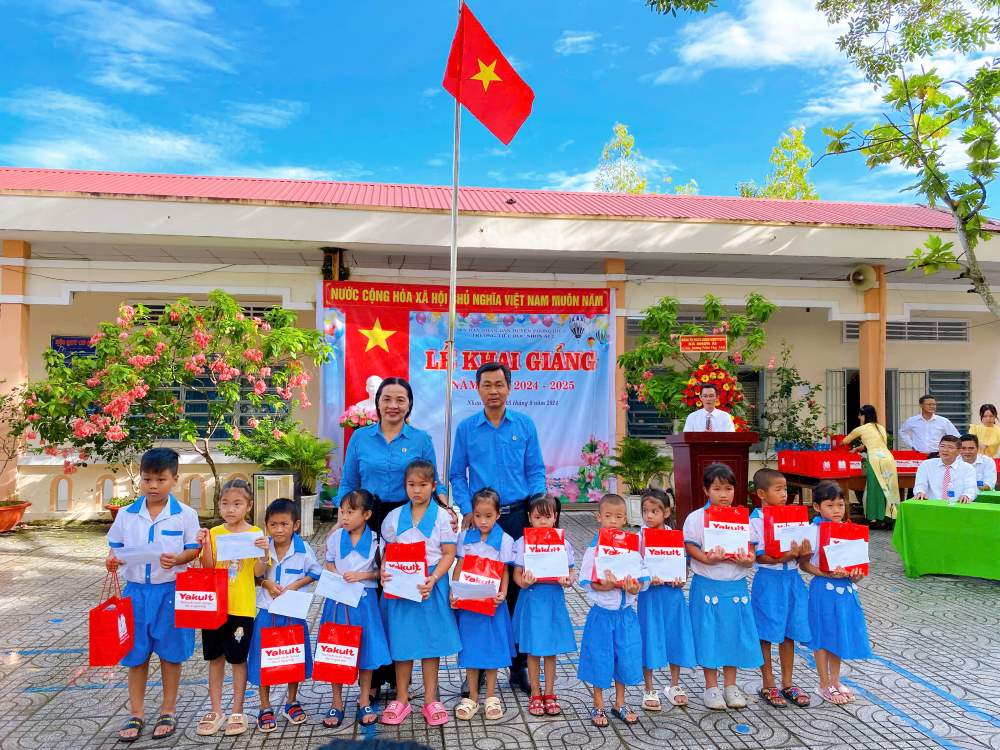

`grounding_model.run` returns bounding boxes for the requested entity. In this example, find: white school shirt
[380,501,457,568]
[511,535,576,569]
[913,457,977,500]
[748,508,799,571]
[579,535,649,610]
[682,407,735,433]
[965,454,997,491]
[107,495,201,585]
[682,506,752,581]
[256,533,322,610]
[898,413,959,453]
[456,525,515,564]
[325,526,379,590]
